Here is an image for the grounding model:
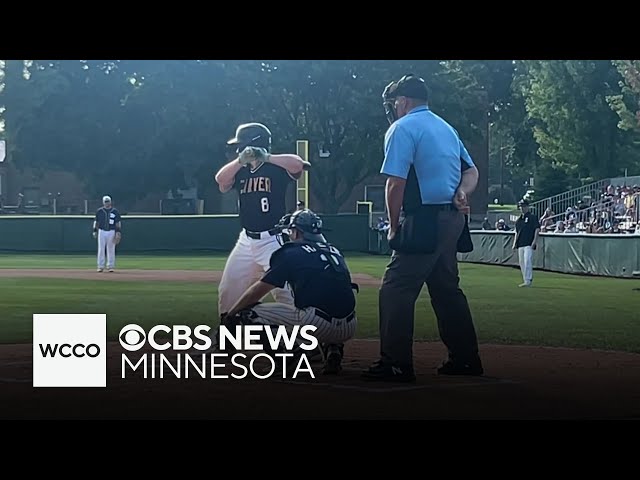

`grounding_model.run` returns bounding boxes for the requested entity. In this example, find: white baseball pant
[518,245,533,284]
[248,302,357,345]
[218,230,294,315]
[97,229,116,269]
